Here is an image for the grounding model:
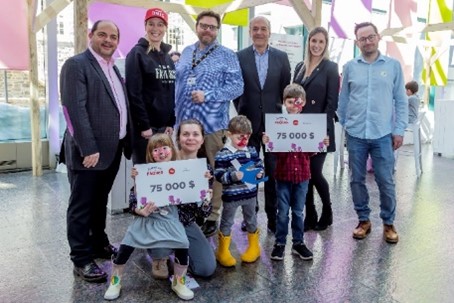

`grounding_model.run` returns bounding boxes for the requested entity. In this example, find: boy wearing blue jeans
[263,83,329,260]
